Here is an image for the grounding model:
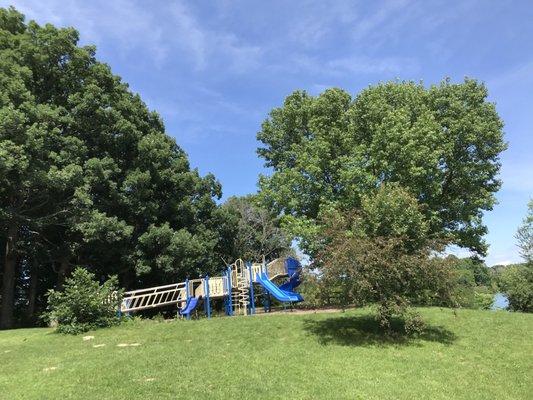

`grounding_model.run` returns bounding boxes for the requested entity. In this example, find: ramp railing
[121,282,187,312]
